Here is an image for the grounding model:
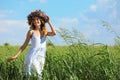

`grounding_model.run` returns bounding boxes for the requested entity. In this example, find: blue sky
[0,0,120,45]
